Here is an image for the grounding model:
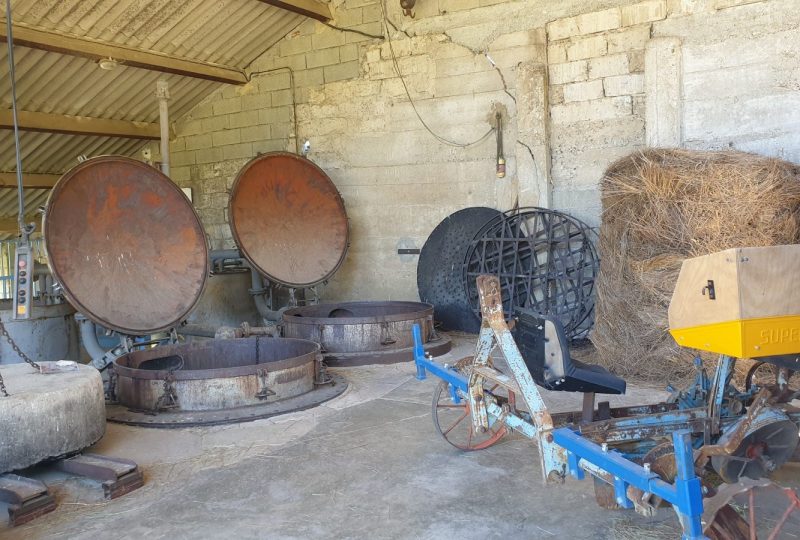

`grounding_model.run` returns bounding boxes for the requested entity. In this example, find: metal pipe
[208,248,245,273]
[37,272,46,303]
[207,249,286,321]
[247,263,286,322]
[156,80,170,176]
[75,313,127,369]
[215,322,280,339]
[76,314,108,363]
[5,0,26,236]
[177,324,217,338]
[209,248,242,261]
[33,262,50,278]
